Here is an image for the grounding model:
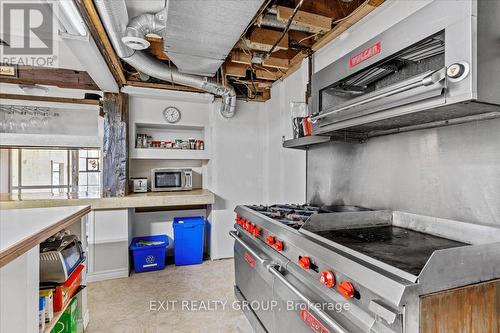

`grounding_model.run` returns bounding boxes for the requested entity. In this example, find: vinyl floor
[85,259,253,333]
